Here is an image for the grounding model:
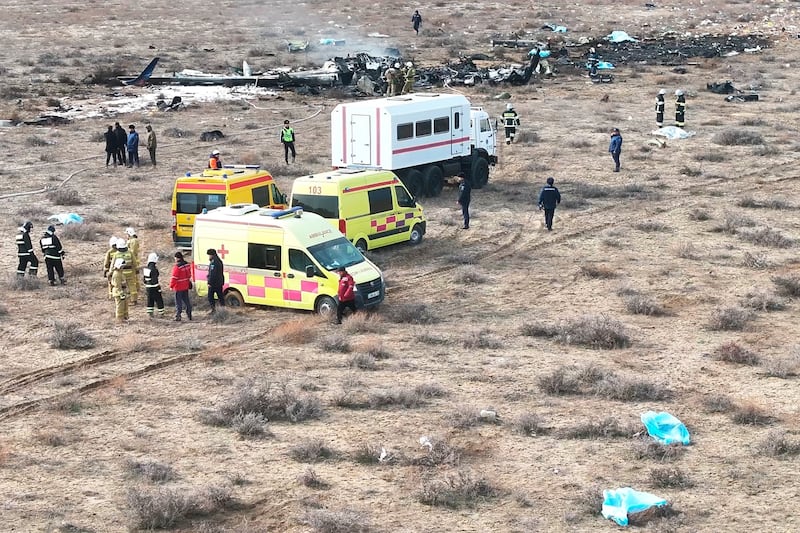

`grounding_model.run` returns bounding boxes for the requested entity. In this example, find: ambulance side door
[285,248,324,310]
[366,186,396,245]
[246,240,284,307]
